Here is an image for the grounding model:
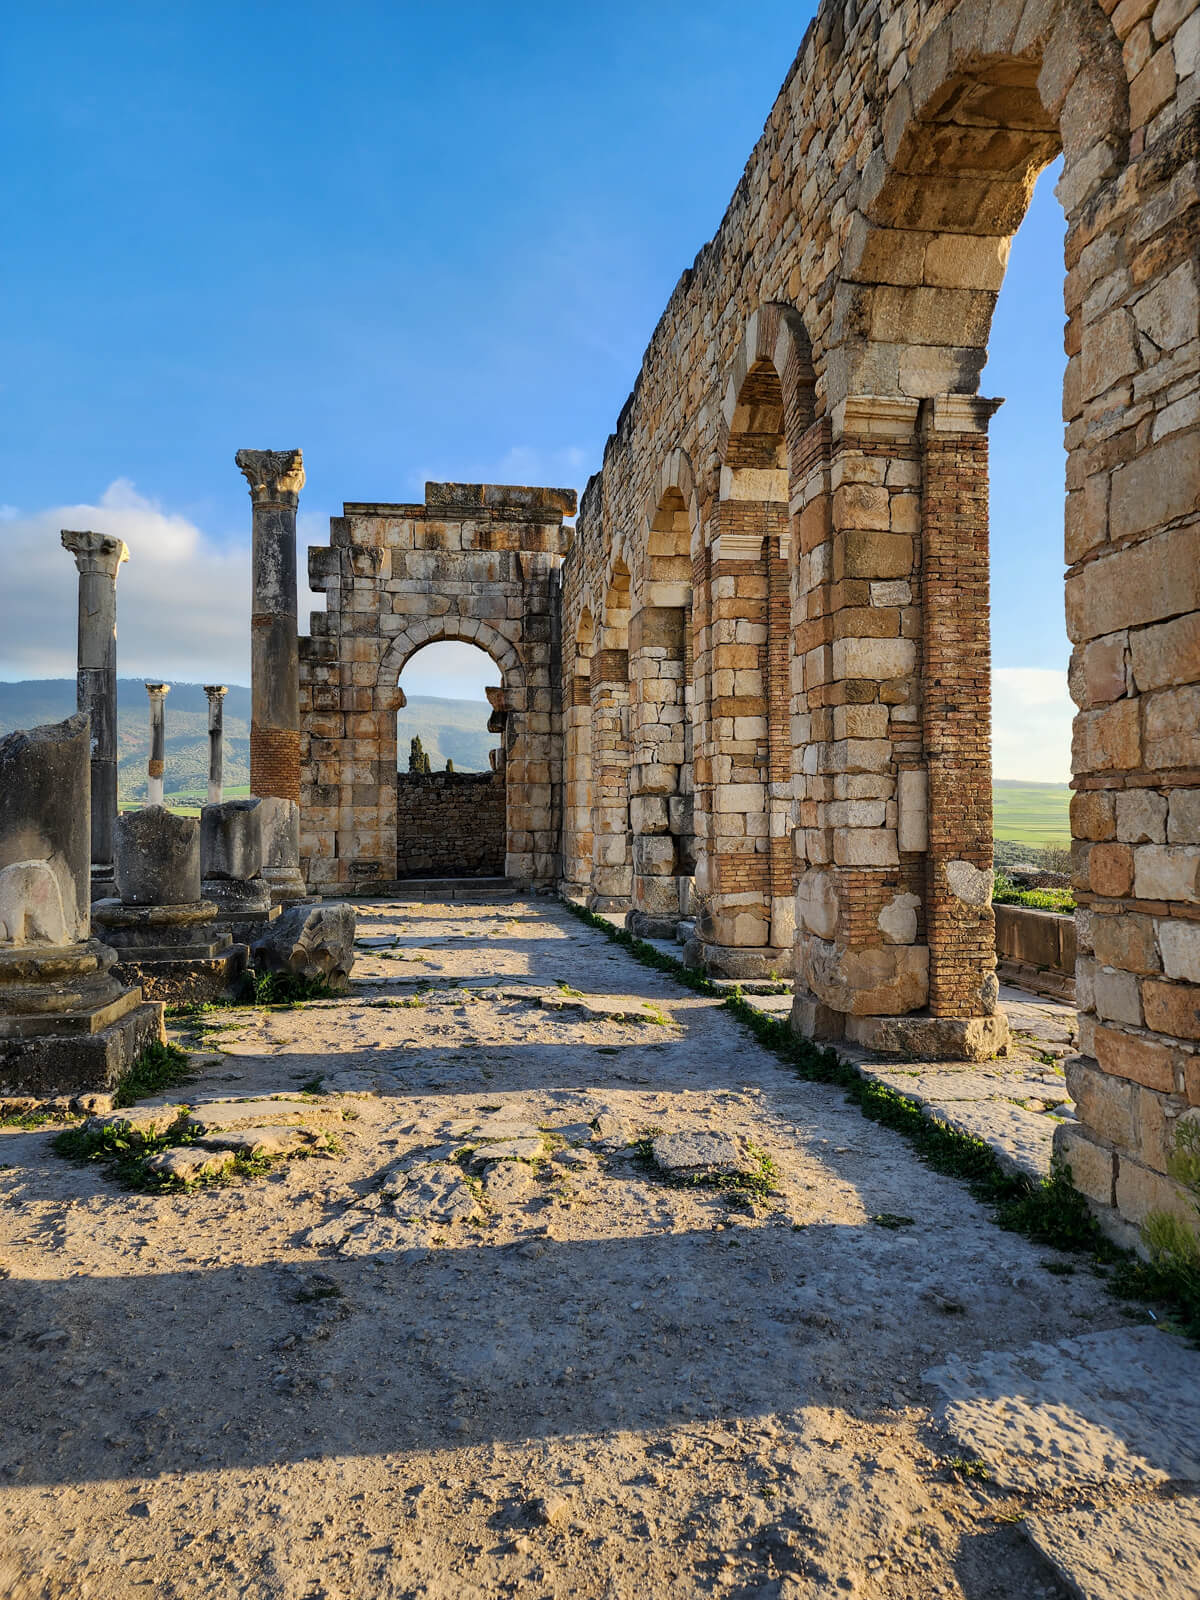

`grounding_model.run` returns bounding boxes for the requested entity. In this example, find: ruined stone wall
[561,0,1200,1236]
[395,771,505,878]
[299,482,574,893]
